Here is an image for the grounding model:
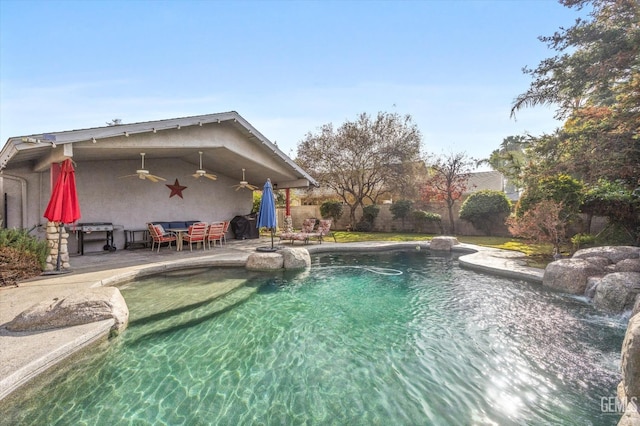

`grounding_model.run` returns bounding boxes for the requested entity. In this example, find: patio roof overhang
[0,111,317,189]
